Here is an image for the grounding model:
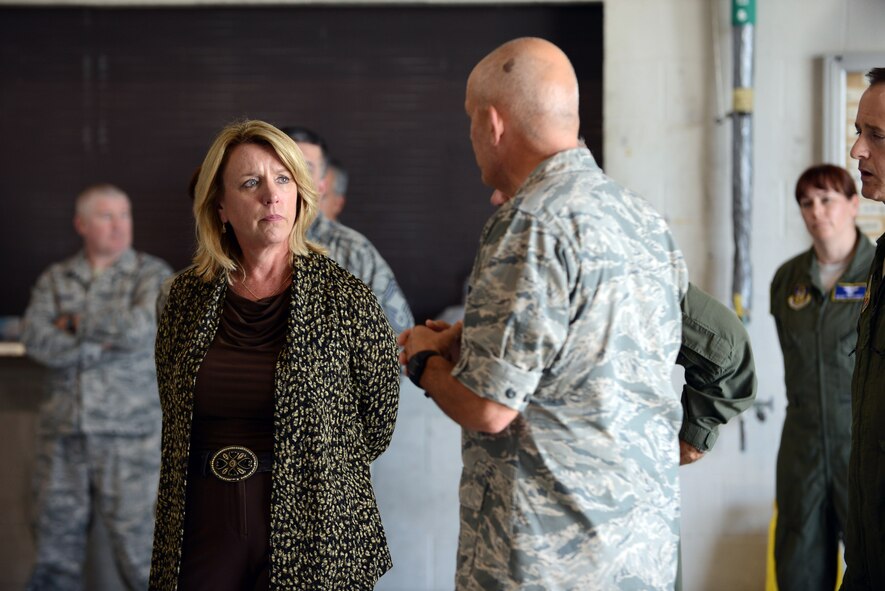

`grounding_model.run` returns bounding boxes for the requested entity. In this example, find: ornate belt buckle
[210,446,258,482]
